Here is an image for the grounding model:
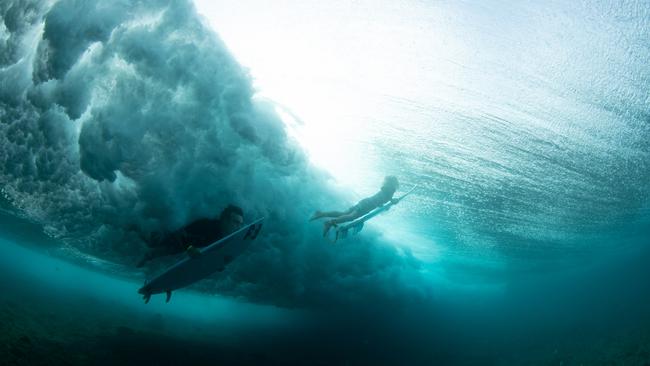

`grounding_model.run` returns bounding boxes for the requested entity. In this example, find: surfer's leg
[136,245,184,267]
[331,211,362,225]
[136,251,153,268]
[322,210,361,237]
[323,220,335,237]
[310,208,353,221]
[127,223,157,245]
